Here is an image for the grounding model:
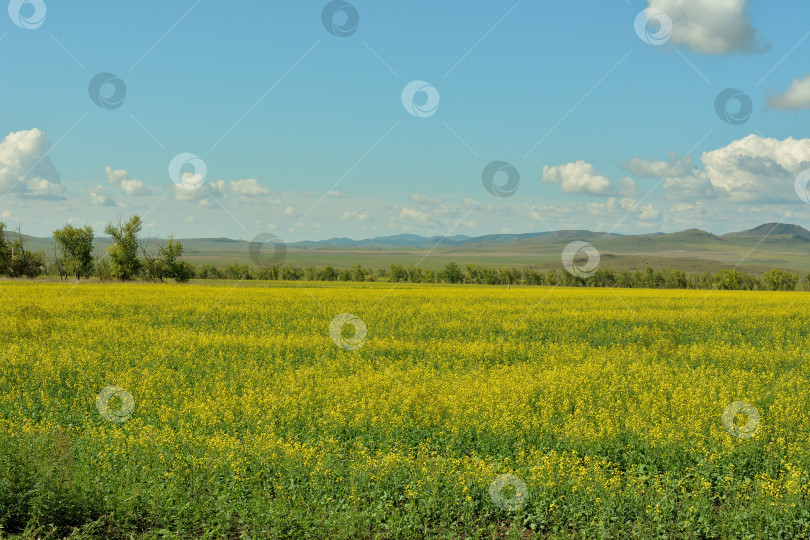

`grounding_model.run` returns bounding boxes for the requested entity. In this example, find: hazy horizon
[7,219,809,244]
